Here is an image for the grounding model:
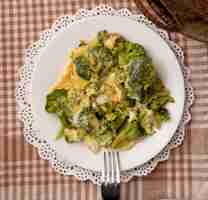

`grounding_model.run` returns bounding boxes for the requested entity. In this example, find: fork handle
[101,184,120,200]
